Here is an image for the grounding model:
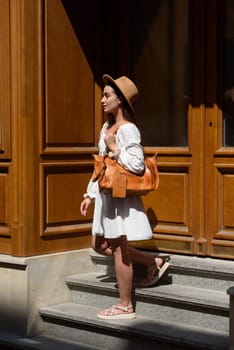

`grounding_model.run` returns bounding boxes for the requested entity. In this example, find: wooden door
[132,0,234,258]
[205,0,234,258]
[0,0,133,256]
[37,0,234,259]
[2,0,234,258]
[130,0,204,256]
[131,0,234,259]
